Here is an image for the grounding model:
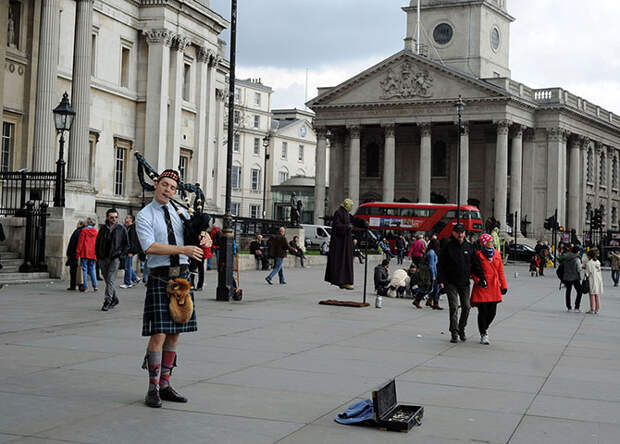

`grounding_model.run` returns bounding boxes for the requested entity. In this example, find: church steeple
[403,0,515,79]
